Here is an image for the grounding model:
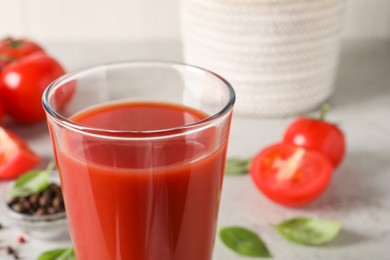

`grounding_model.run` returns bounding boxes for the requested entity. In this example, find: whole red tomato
[0,52,65,124]
[250,143,333,207]
[283,108,345,167]
[0,38,44,60]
